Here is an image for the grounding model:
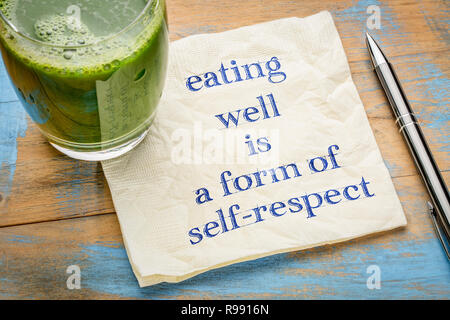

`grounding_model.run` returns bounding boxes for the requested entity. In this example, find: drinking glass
[0,0,168,160]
